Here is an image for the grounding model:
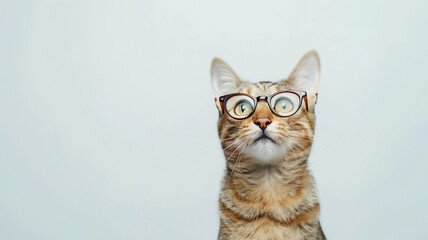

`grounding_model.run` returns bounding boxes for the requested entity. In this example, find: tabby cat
[210,51,326,240]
